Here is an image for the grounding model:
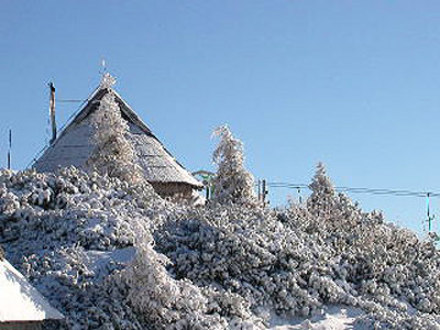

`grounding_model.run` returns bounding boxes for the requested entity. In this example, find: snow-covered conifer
[211,125,256,205]
[307,162,337,217]
[87,74,144,185]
